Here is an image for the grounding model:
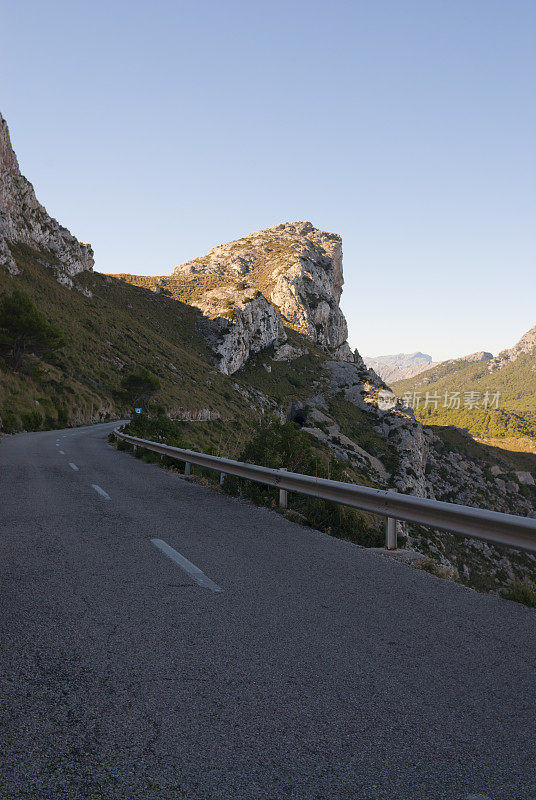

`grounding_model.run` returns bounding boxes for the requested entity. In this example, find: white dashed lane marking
[68,463,79,471]
[151,539,223,593]
[91,484,110,500]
